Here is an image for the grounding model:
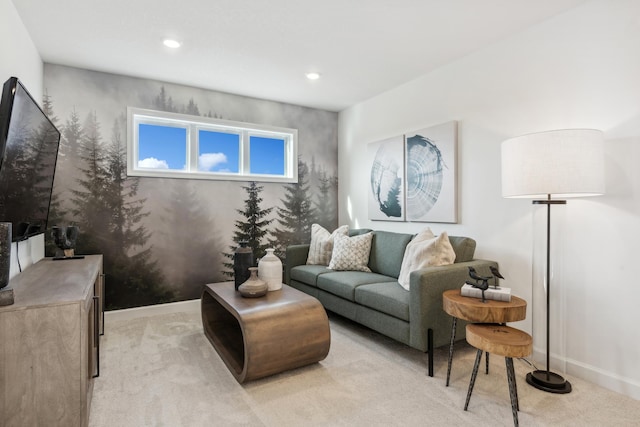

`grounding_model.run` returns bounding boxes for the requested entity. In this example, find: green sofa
[284,229,498,377]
